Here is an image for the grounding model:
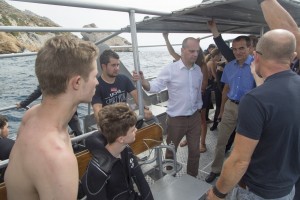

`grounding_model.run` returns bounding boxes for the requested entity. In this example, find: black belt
[238,180,250,191]
[229,99,239,104]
